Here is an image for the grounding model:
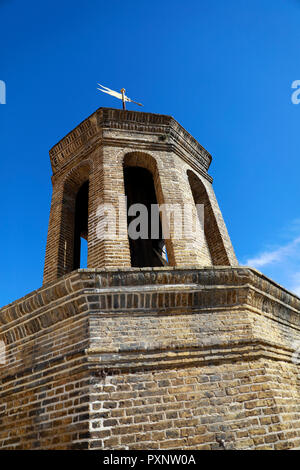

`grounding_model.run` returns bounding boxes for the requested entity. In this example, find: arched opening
[55,161,91,278]
[187,170,230,265]
[73,181,89,269]
[124,166,167,267]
